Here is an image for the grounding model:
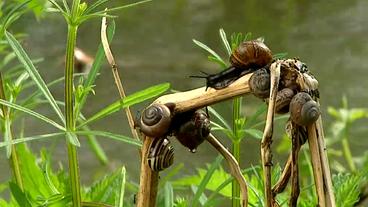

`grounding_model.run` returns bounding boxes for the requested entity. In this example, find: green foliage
[333,173,365,207]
